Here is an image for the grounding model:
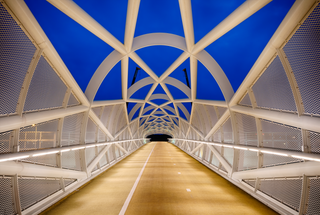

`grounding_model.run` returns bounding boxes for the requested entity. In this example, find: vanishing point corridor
[42,142,277,215]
